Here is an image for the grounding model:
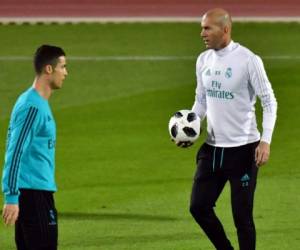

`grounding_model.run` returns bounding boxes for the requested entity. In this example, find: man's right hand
[176,141,194,148]
[2,204,19,226]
